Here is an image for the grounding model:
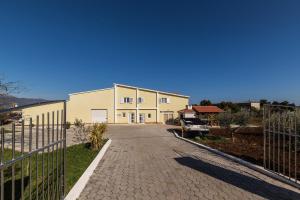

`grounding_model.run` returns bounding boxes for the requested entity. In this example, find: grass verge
[1,139,108,200]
